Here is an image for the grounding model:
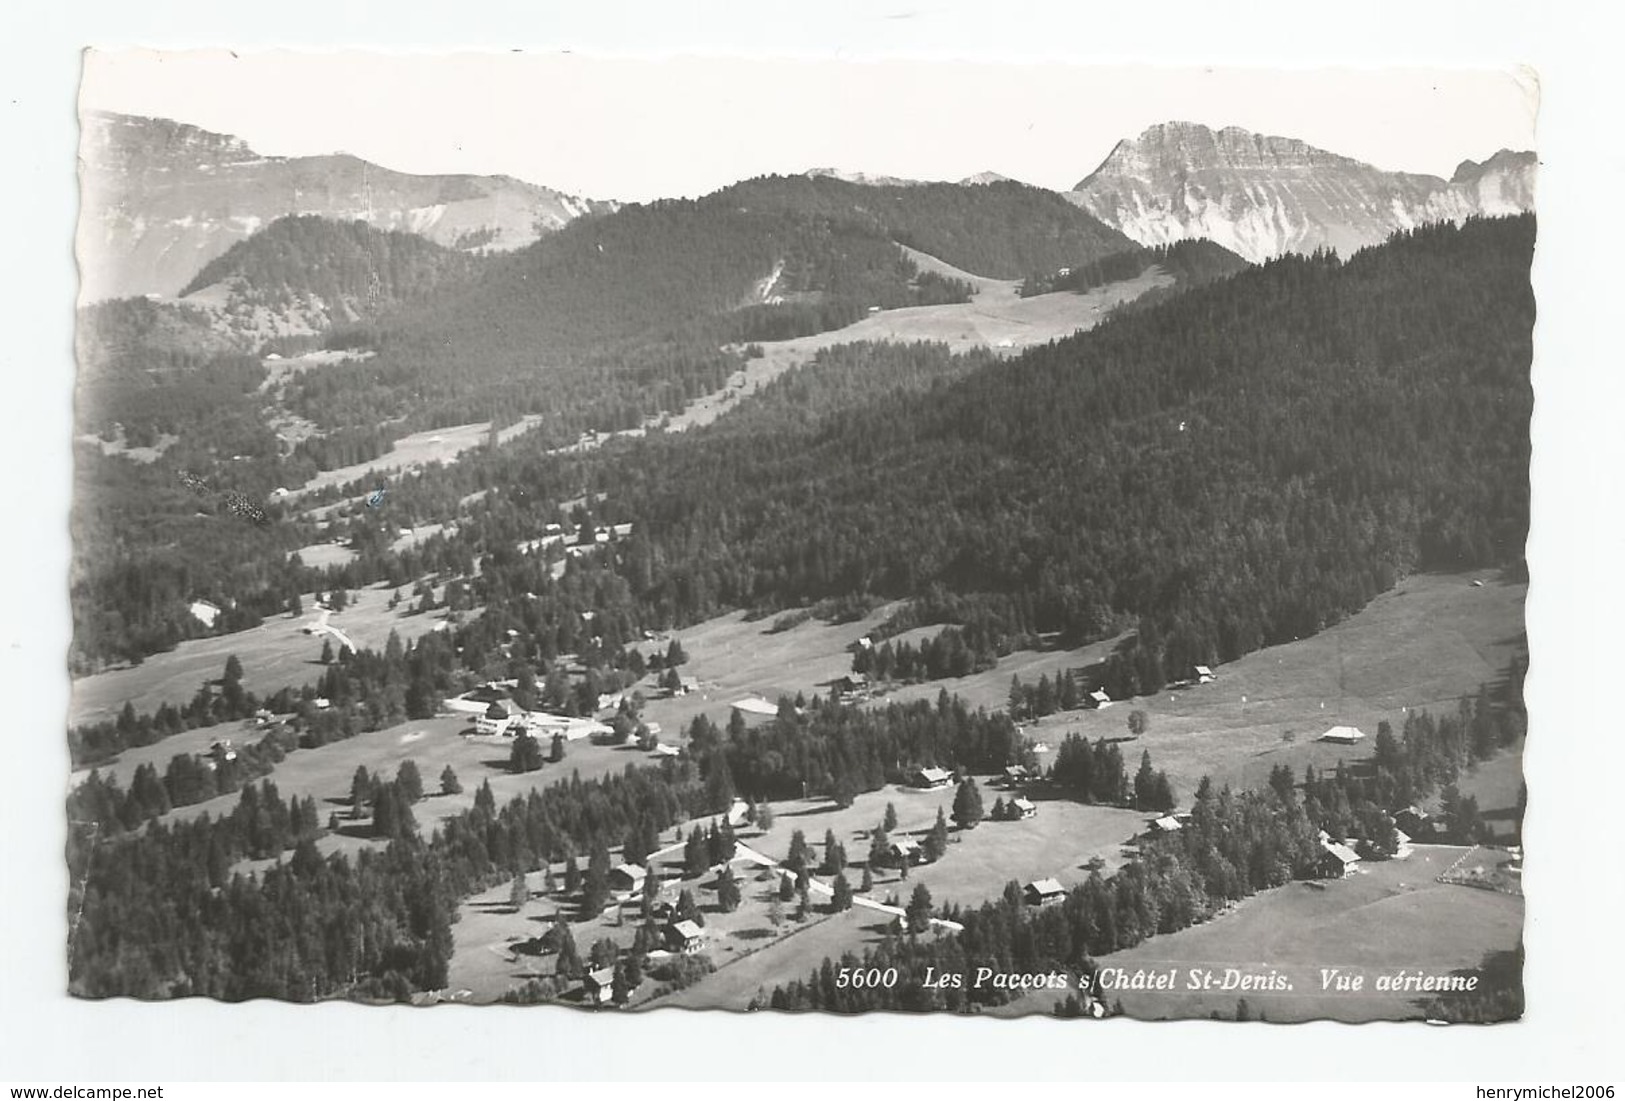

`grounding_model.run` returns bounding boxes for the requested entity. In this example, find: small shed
[888,838,923,865]
[1011,796,1037,820]
[1088,689,1113,709]
[1024,878,1066,905]
[1194,665,1216,684]
[730,696,779,719]
[1003,765,1030,786]
[1320,726,1366,745]
[188,600,222,628]
[1151,815,1183,834]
